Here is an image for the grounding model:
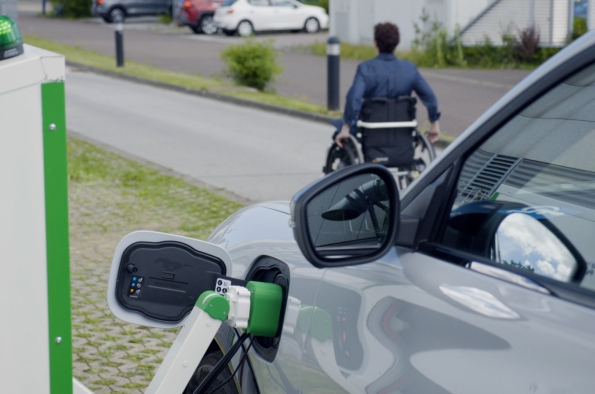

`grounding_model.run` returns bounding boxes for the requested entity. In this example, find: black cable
[206,339,254,394]
[192,332,249,394]
[234,328,261,394]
